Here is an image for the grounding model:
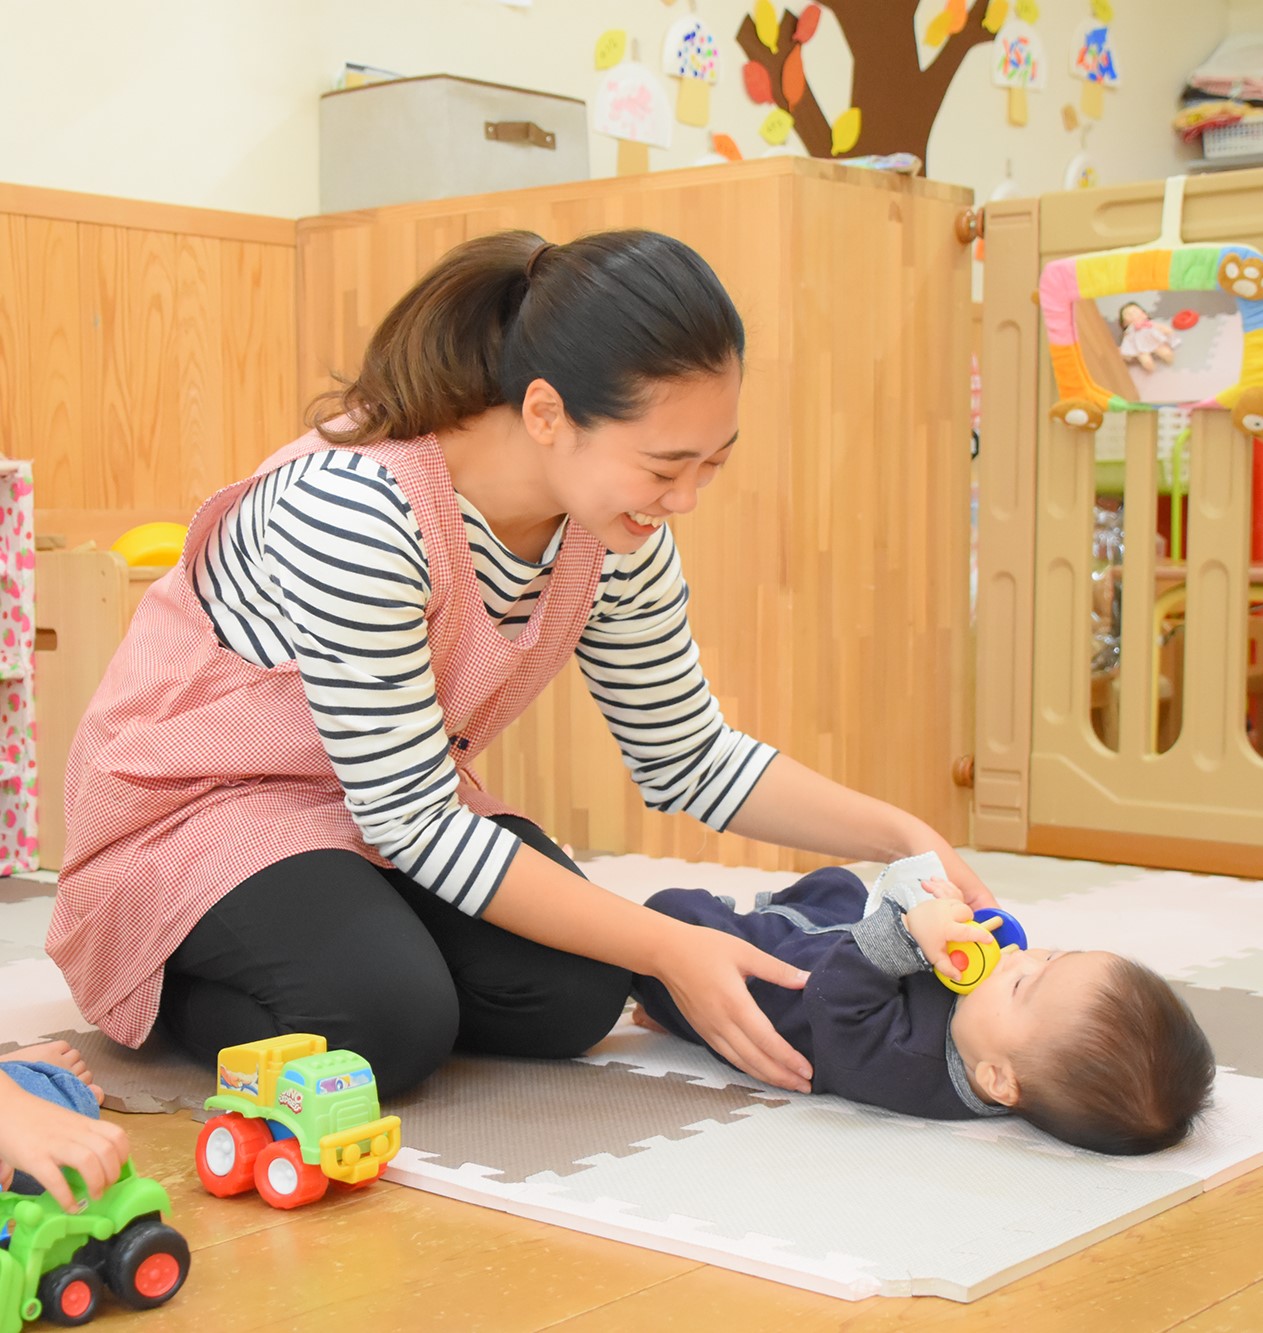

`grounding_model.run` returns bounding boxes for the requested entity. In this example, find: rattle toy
[934,907,1028,994]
